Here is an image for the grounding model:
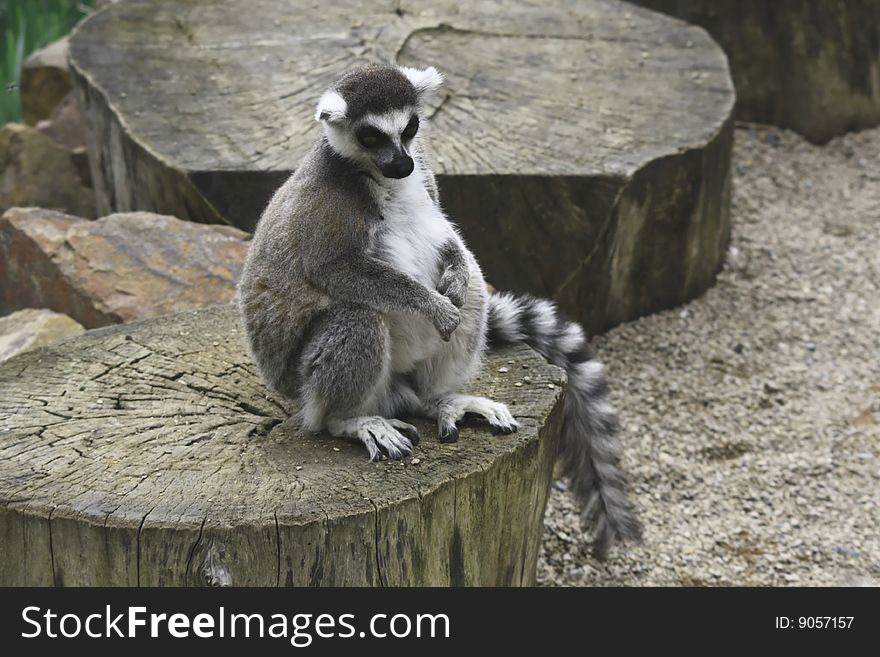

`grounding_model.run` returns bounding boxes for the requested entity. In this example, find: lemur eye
[401,116,419,141]
[356,127,387,148]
